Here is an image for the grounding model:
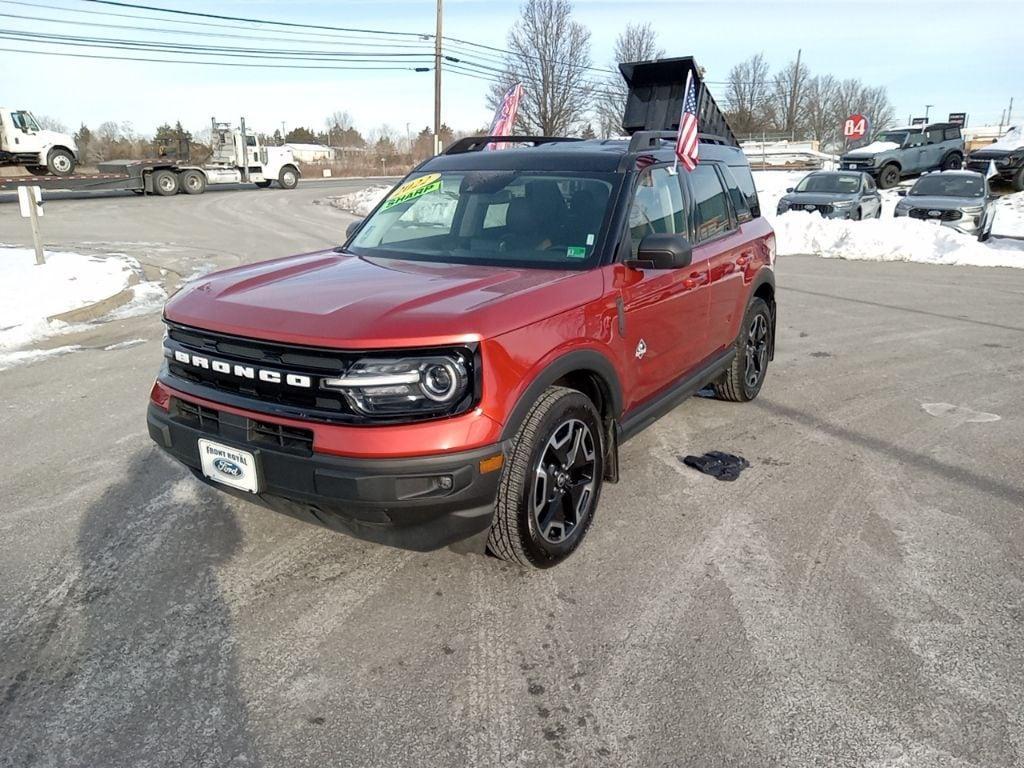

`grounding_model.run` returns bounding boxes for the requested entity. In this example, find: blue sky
[2,0,1021,138]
